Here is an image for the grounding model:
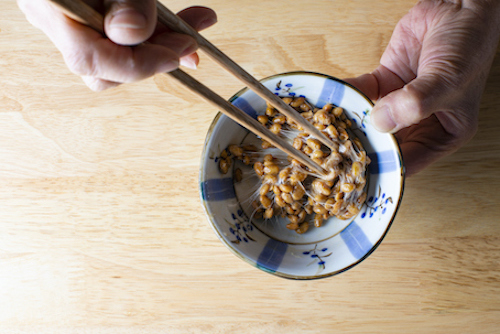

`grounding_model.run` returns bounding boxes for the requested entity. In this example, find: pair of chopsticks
[49,0,335,176]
